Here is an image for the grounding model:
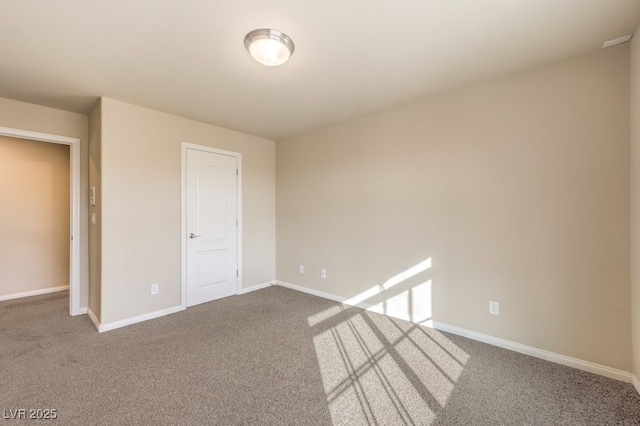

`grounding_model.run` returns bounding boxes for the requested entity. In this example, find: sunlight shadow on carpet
[308,258,470,425]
